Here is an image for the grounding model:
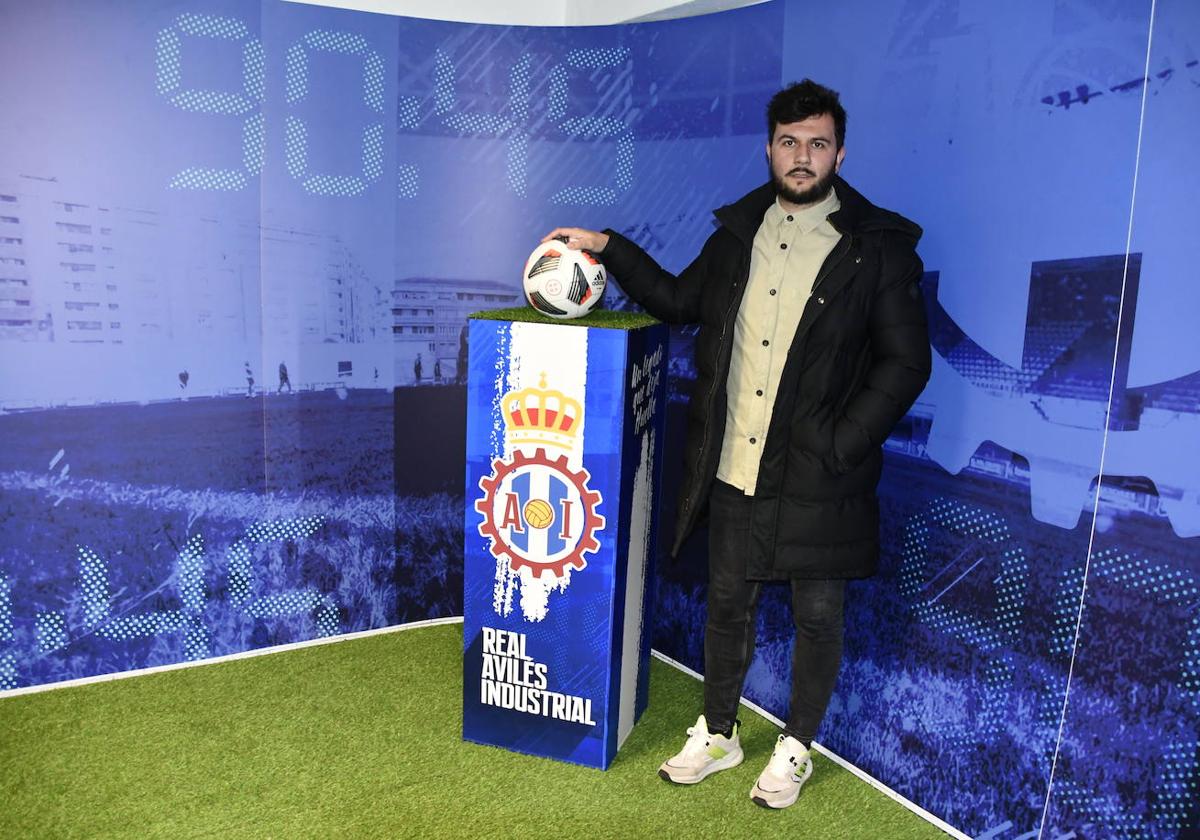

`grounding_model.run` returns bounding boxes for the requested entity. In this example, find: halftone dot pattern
[156,14,261,115]
[297,159,377,196]
[228,517,336,637]
[177,11,246,40]
[550,123,633,205]
[285,43,307,103]
[0,577,14,689]
[509,55,532,124]
[178,533,205,614]
[433,50,456,114]
[397,94,420,198]
[1038,538,1200,825]
[243,113,266,175]
[155,11,253,101]
[75,540,207,656]
[506,133,530,198]
[899,497,1027,744]
[547,66,570,122]
[565,48,629,66]
[434,50,538,196]
[287,30,383,110]
[899,498,1026,647]
[228,540,254,607]
[104,612,187,642]
[305,29,366,55]
[169,88,251,115]
[156,12,264,192]
[1049,777,1156,836]
[505,56,533,196]
[169,168,248,191]
[244,40,266,102]
[155,30,182,95]
[397,164,419,199]
[79,546,108,627]
[245,516,324,543]
[0,655,14,691]
[1155,741,1199,829]
[397,95,419,128]
[184,623,208,661]
[443,111,510,134]
[362,50,385,113]
[547,49,633,206]
[0,577,11,641]
[297,171,367,198]
[1050,548,1200,697]
[285,116,309,180]
[244,591,339,637]
[433,48,512,133]
[35,611,67,653]
[363,123,384,180]
[285,31,384,196]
